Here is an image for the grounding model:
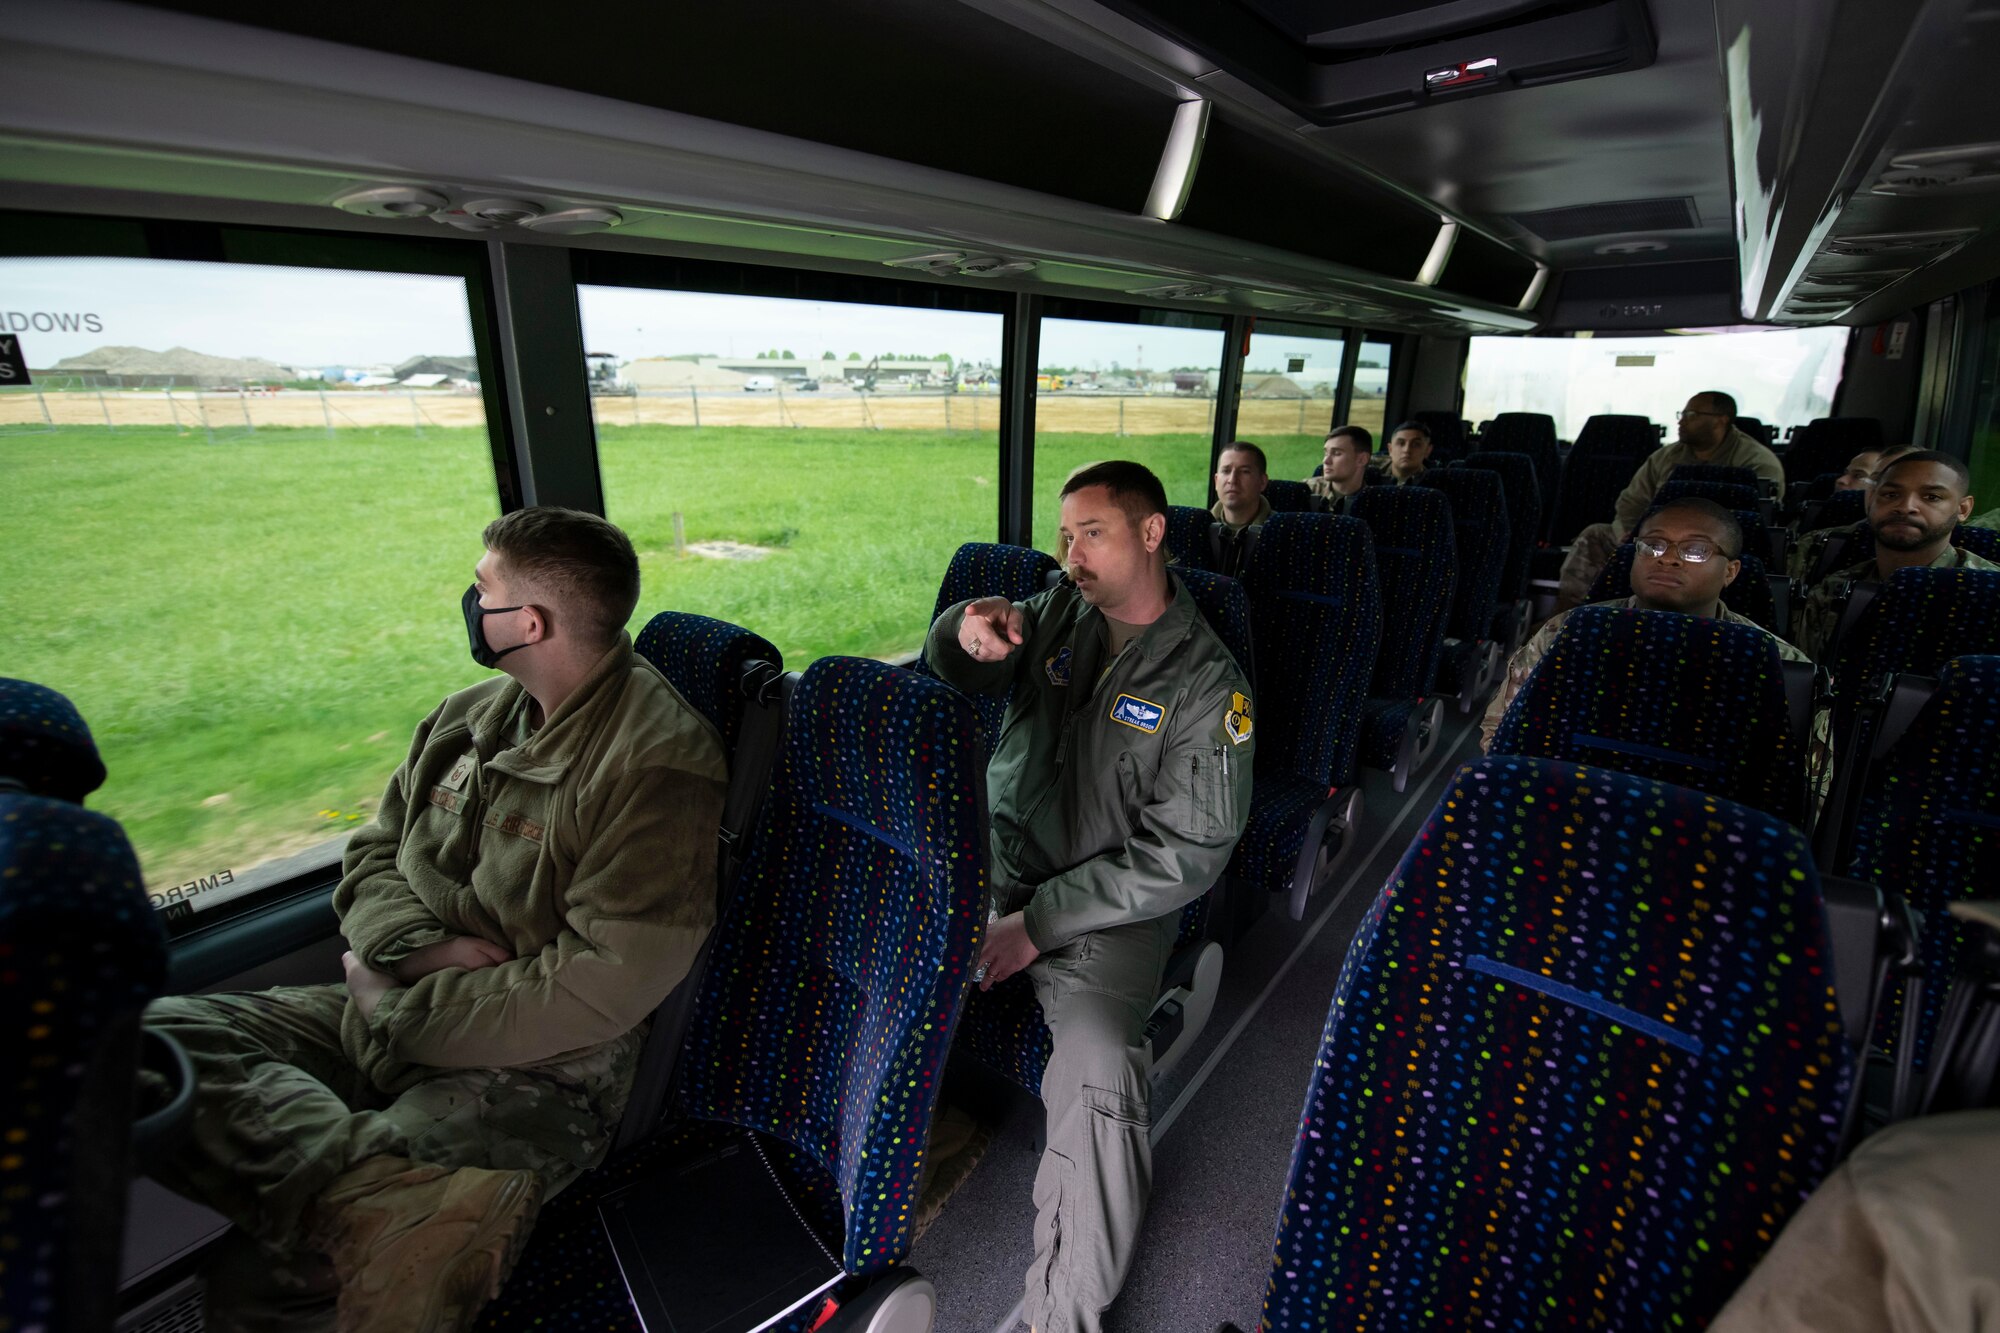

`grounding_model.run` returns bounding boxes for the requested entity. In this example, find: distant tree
[782,349,795,359]
[823,350,837,359]
[848,352,863,360]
